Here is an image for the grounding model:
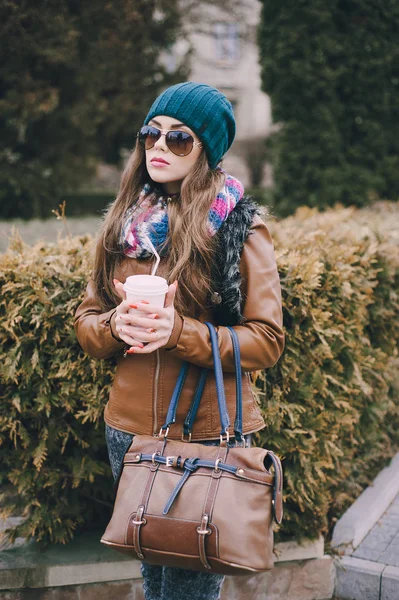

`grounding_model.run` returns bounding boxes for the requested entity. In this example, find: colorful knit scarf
[121,168,244,259]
